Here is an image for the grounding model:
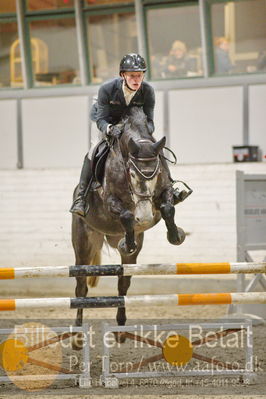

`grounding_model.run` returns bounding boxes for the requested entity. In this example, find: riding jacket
[96,77,155,135]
